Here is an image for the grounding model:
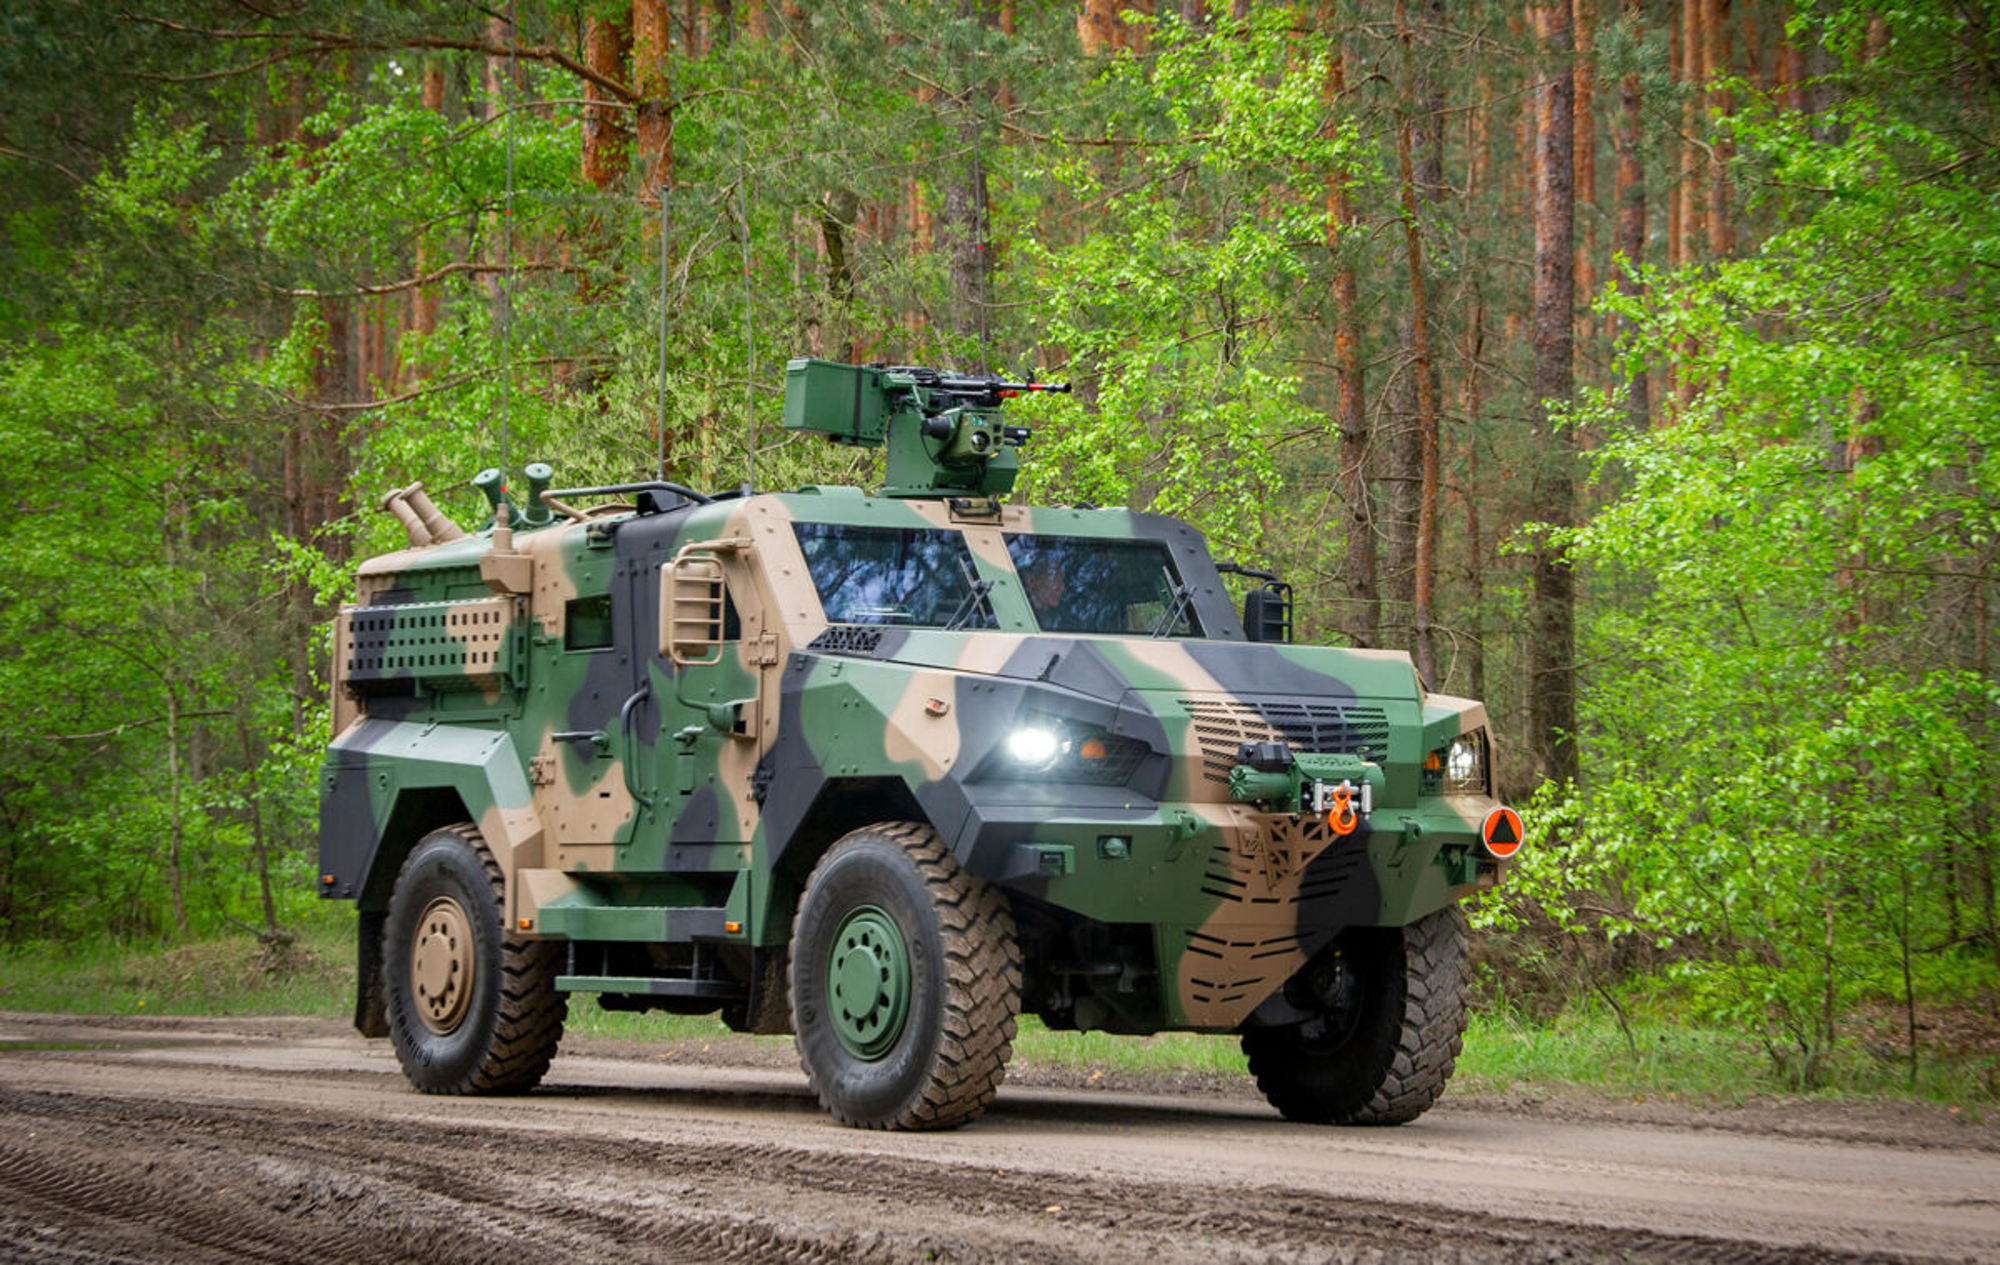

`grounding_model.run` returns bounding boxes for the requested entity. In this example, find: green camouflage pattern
[321,470,1514,1036]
